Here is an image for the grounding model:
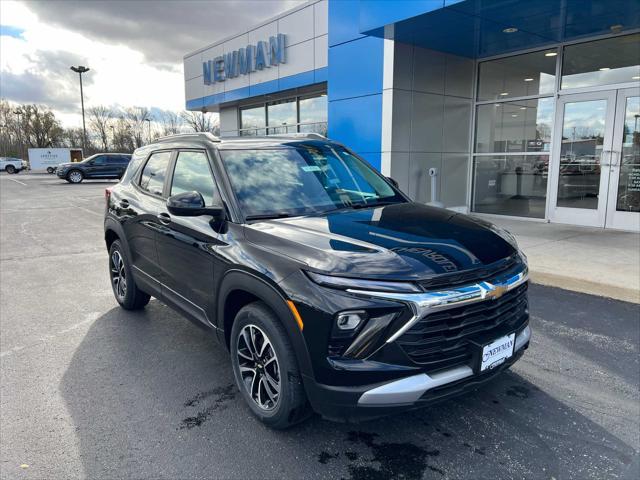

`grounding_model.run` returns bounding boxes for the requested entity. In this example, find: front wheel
[67,170,83,183]
[109,240,150,310]
[5,165,16,174]
[230,302,310,429]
